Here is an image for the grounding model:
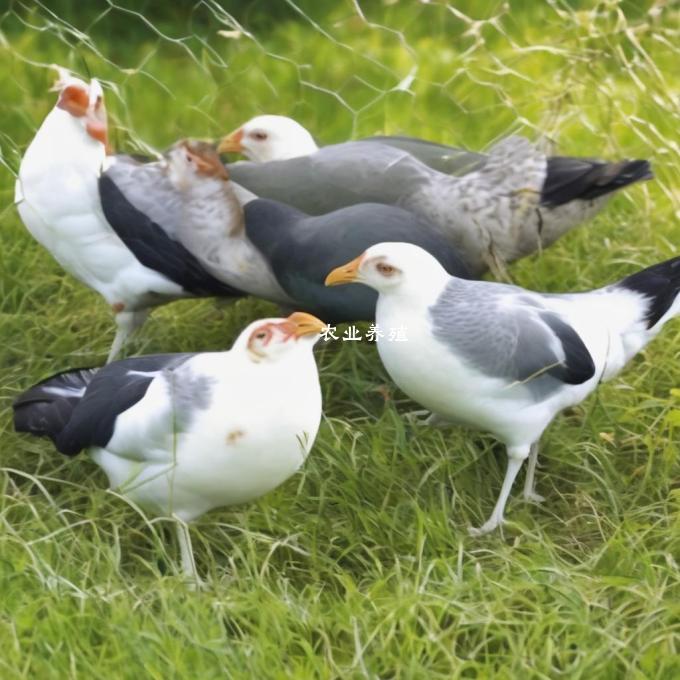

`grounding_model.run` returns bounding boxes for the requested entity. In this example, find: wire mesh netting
[2,1,679,194]
[0,2,679,677]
